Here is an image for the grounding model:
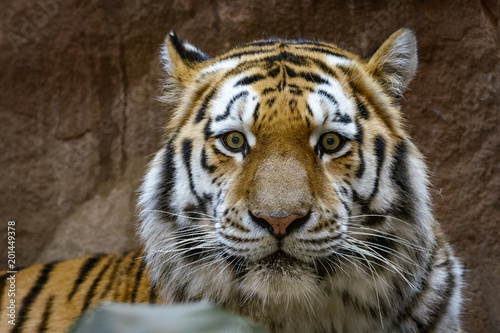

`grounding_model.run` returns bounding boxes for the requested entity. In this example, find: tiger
[0,28,463,333]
